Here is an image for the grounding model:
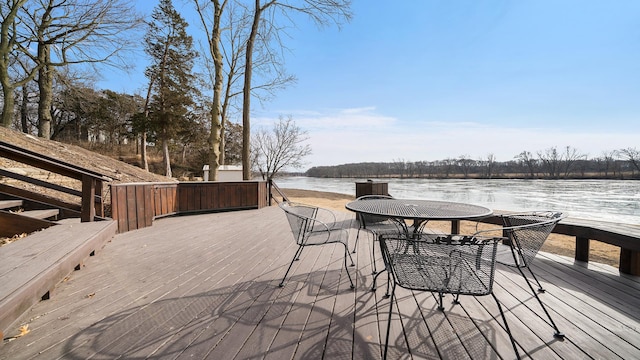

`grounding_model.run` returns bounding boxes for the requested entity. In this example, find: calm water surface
[274,177,640,225]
